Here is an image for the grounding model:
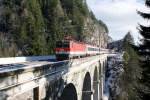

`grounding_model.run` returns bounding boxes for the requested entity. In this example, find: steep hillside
[0,0,108,57]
